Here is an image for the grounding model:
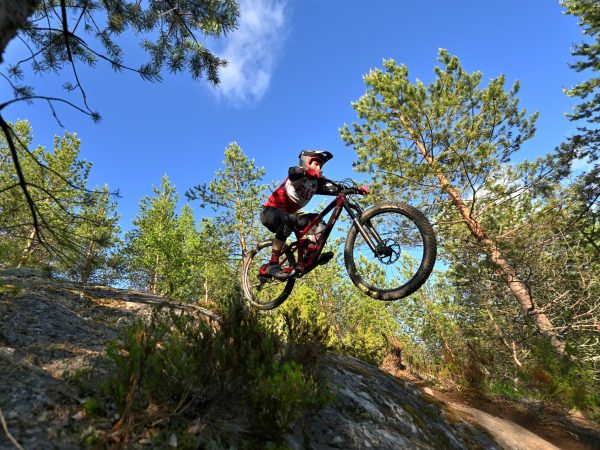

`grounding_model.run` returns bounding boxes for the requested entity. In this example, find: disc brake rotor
[377,239,401,264]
